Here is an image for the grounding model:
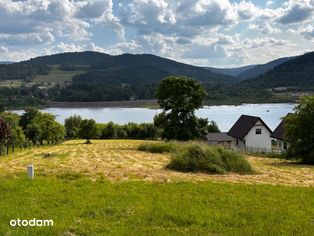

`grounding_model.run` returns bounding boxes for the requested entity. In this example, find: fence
[240,146,273,154]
